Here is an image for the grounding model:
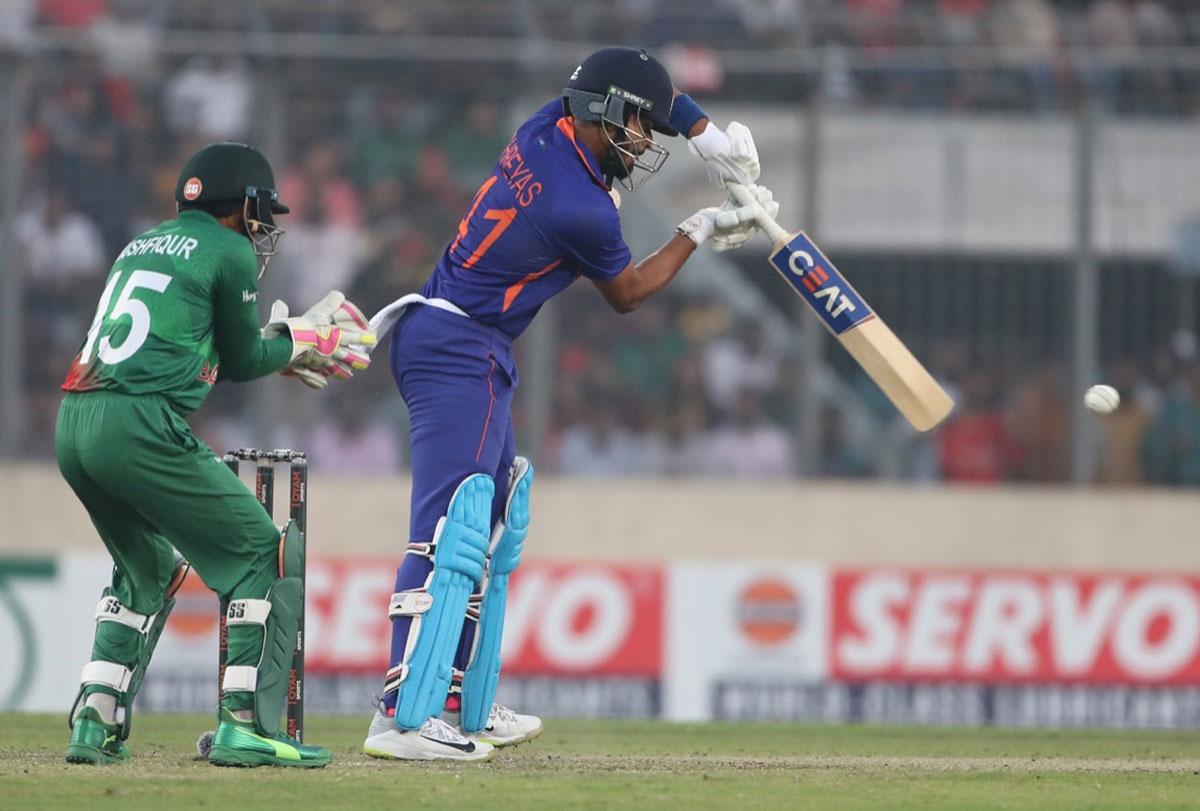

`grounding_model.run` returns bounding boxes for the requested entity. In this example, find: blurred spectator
[611,301,689,411]
[845,0,902,54]
[702,320,781,417]
[706,389,796,479]
[1007,362,1071,482]
[279,141,363,229]
[441,97,510,189]
[277,142,366,304]
[1129,0,1182,114]
[725,0,808,48]
[351,90,427,185]
[557,400,648,477]
[1084,0,1136,111]
[989,0,1066,112]
[937,370,1020,483]
[0,0,36,50]
[665,397,717,477]
[1094,359,1153,485]
[309,395,401,475]
[164,57,253,141]
[37,67,134,255]
[16,189,106,282]
[410,142,469,237]
[16,189,106,349]
[277,184,365,307]
[349,176,436,310]
[38,0,108,28]
[1140,363,1200,486]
